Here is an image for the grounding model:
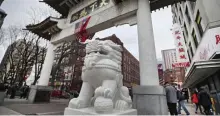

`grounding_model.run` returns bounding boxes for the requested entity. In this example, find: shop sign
[157,64,163,79]
[172,62,190,67]
[70,0,110,23]
[172,23,190,68]
[192,27,220,62]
